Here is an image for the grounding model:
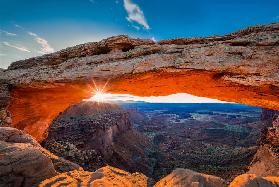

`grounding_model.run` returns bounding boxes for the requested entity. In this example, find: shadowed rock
[0,127,57,186]
[0,127,151,187]
[43,101,156,176]
[247,145,279,177]
[0,127,80,187]
[247,110,279,177]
